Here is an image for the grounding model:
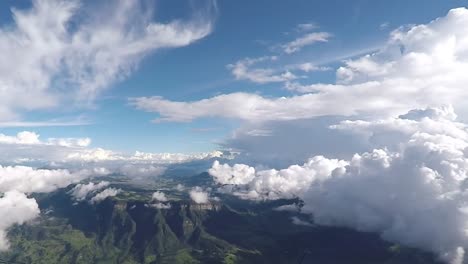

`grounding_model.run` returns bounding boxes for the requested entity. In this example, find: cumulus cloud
[152,191,168,202]
[69,181,110,201]
[0,148,108,250]
[209,157,346,200]
[0,191,40,251]
[0,165,104,193]
[0,131,41,145]
[149,191,171,209]
[189,187,210,204]
[90,188,121,204]
[0,0,214,121]
[132,8,468,123]
[227,56,297,84]
[209,107,468,264]
[329,105,466,152]
[0,131,90,148]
